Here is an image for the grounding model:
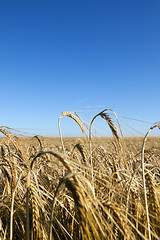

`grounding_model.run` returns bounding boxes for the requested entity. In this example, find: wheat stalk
[141,122,160,240]
[58,112,86,154]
